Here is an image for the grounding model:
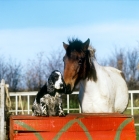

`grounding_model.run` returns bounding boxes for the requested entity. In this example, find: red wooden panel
[13,131,135,140]
[10,113,136,140]
[12,115,135,131]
